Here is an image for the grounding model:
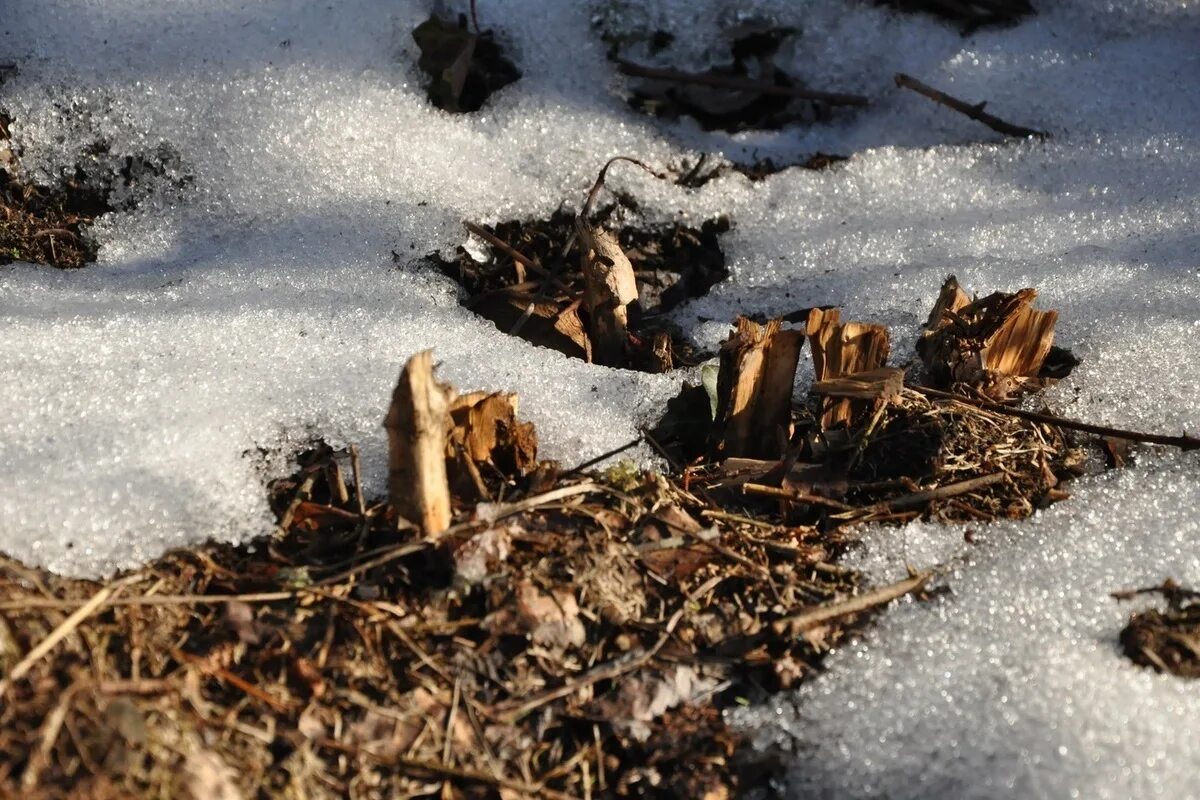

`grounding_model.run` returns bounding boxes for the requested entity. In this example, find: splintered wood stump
[806,308,892,429]
[446,391,539,499]
[713,317,804,459]
[385,350,454,537]
[577,221,639,366]
[918,276,1058,400]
